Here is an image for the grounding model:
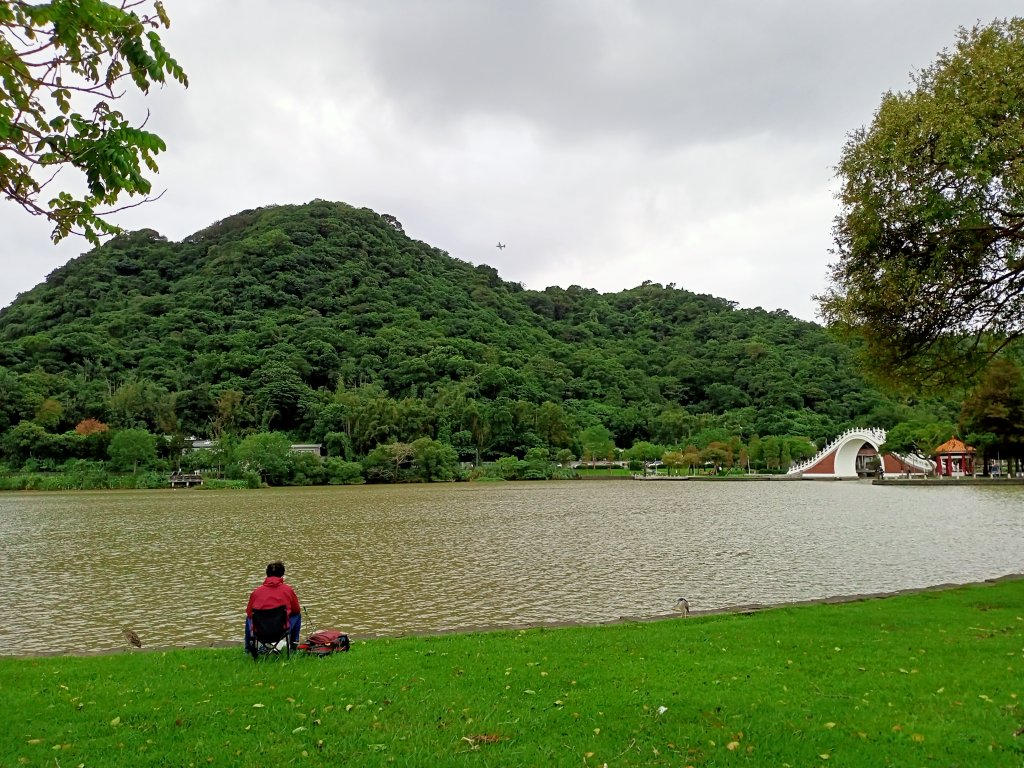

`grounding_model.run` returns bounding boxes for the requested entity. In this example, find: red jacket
[246,576,301,618]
